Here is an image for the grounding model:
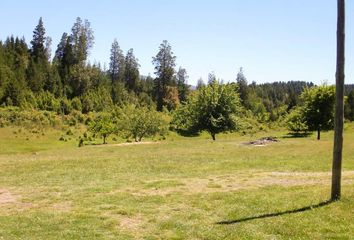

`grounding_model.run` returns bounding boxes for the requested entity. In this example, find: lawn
[0,125,354,239]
